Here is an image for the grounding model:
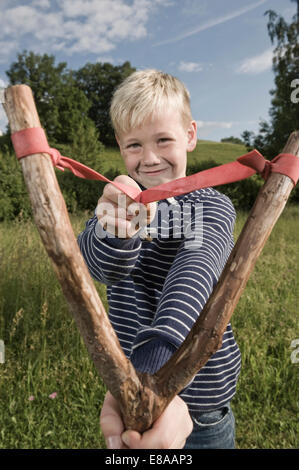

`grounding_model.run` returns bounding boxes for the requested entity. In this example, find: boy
[78,70,241,449]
